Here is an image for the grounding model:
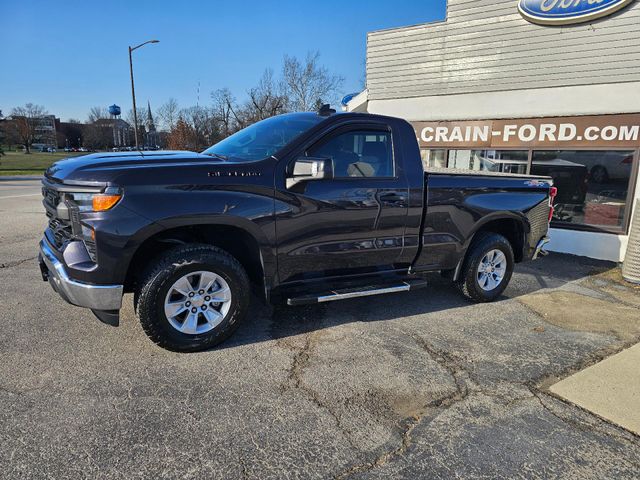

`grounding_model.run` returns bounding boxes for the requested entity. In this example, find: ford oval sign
[519,0,634,25]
